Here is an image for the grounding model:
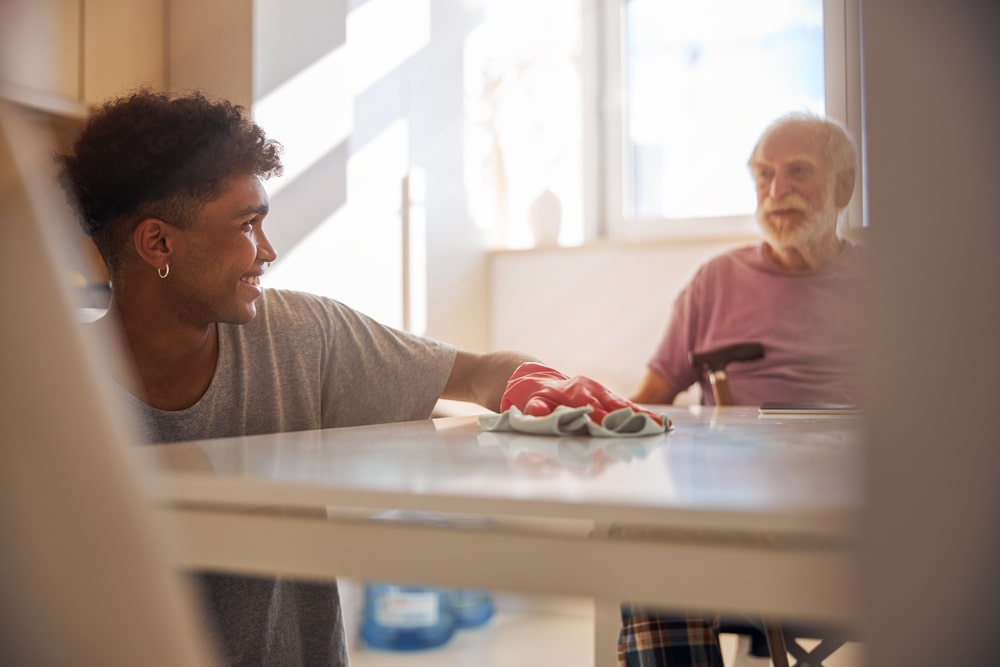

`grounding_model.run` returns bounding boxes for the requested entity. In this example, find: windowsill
[486,221,867,255]
[486,230,762,256]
